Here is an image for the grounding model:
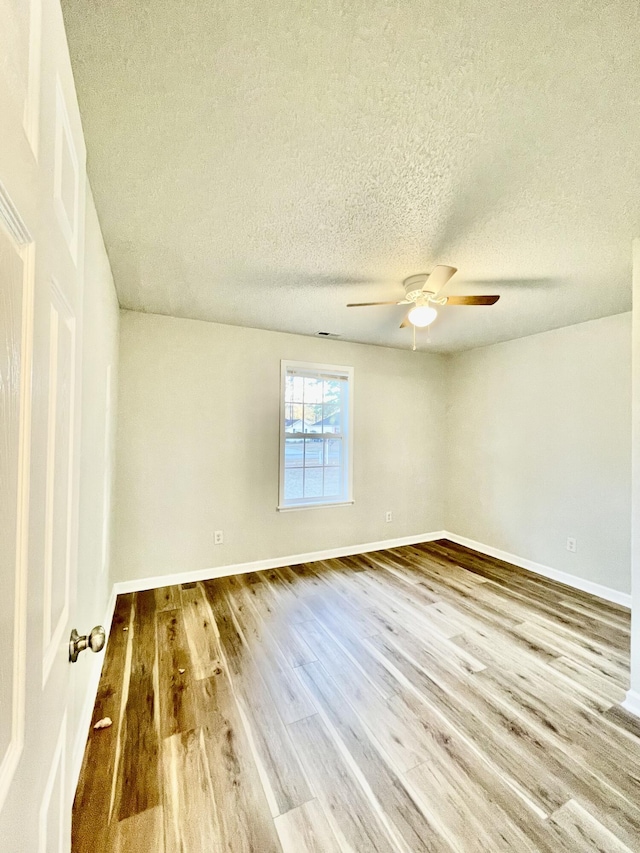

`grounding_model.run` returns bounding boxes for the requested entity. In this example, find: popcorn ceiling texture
[62,0,640,352]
